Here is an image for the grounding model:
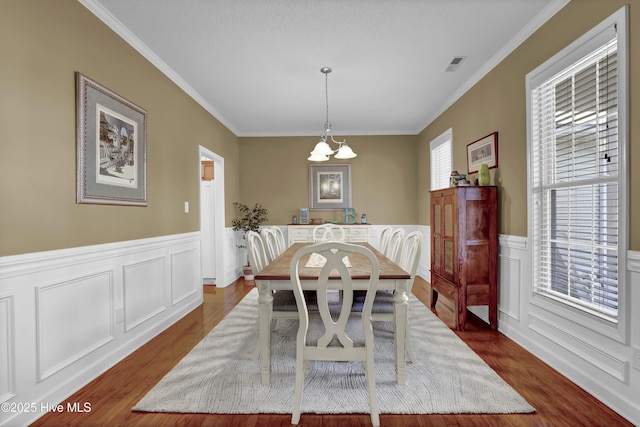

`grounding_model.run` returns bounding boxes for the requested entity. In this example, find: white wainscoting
[497,236,640,425]
[0,296,14,405]
[0,232,202,427]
